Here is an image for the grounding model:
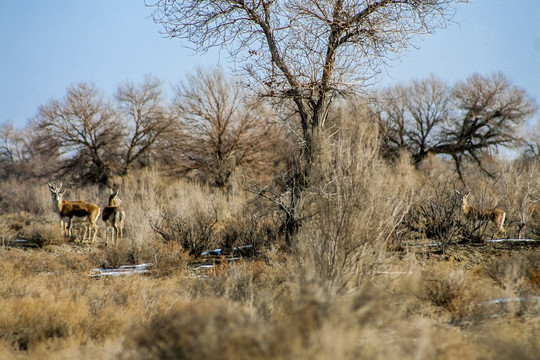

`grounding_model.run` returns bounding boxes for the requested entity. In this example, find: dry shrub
[0,180,51,215]
[420,262,484,321]
[0,211,49,245]
[0,287,92,352]
[497,162,538,238]
[0,216,19,245]
[403,185,462,250]
[0,253,186,356]
[297,104,415,289]
[151,205,218,256]
[0,250,64,276]
[150,241,190,277]
[0,273,122,352]
[18,222,66,247]
[91,244,137,269]
[217,205,281,257]
[474,318,540,360]
[123,299,280,360]
[484,250,540,294]
[122,281,387,360]
[52,250,94,273]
